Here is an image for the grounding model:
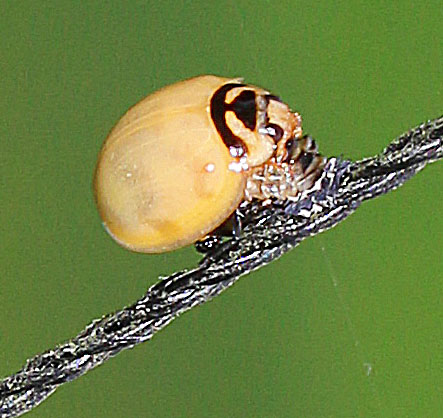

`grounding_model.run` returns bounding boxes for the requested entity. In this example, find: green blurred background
[1,1,441,417]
